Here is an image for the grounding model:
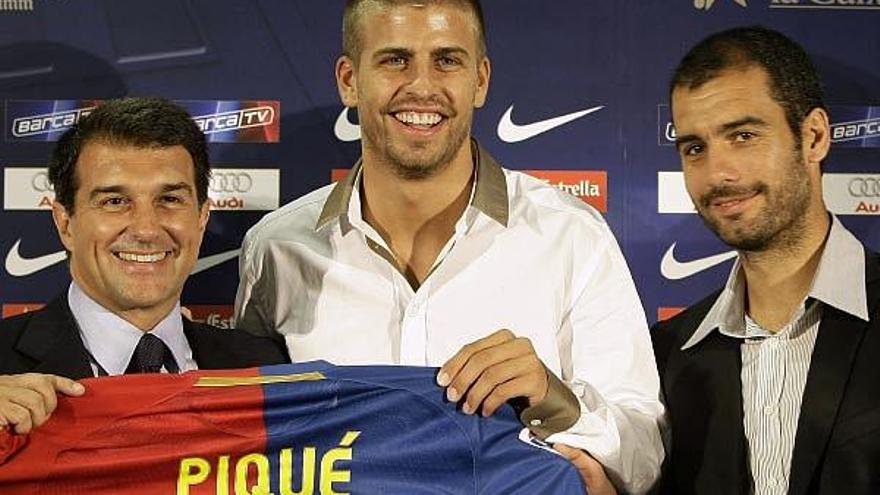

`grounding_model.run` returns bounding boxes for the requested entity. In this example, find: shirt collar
[315,139,509,230]
[67,282,191,375]
[682,215,868,350]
